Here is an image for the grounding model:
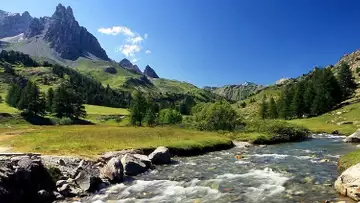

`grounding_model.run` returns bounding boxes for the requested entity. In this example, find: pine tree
[52,83,86,118]
[290,81,305,118]
[129,91,148,126]
[337,62,356,100]
[268,97,278,119]
[259,96,268,119]
[303,81,315,116]
[277,85,293,119]
[46,88,54,112]
[16,82,45,115]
